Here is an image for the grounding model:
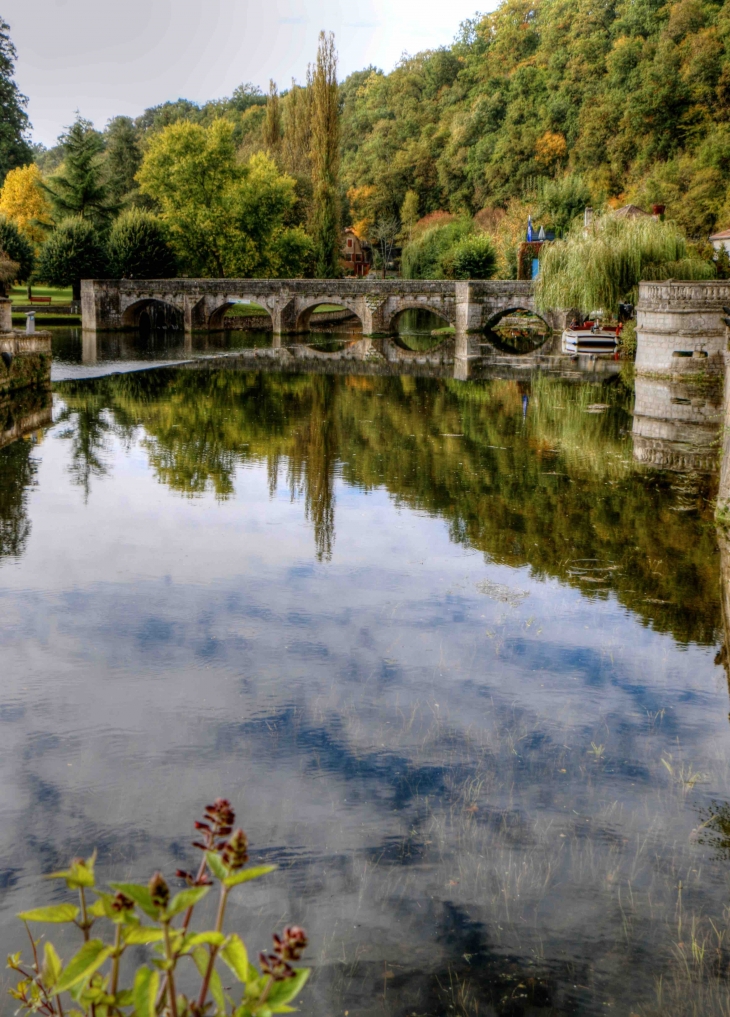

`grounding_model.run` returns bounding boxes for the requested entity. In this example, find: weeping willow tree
[309,31,341,278]
[536,215,715,314]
